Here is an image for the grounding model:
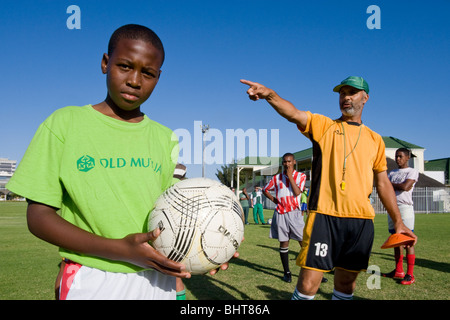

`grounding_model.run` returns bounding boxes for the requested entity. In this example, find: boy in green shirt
[7,24,232,300]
